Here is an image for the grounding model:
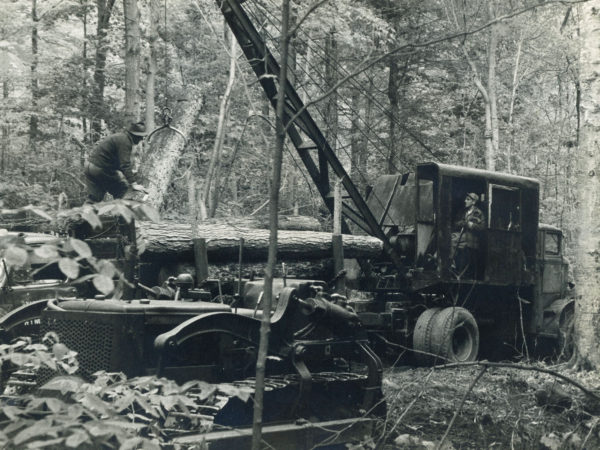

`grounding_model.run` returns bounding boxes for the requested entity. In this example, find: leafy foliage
[0,335,257,449]
[0,340,172,449]
[0,0,581,250]
[0,200,159,297]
